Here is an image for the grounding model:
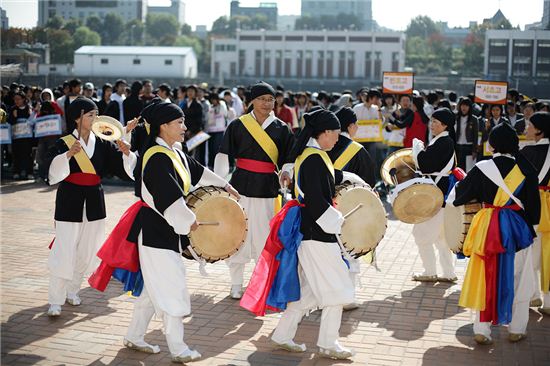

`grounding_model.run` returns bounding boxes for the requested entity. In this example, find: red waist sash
[483,203,521,211]
[539,186,550,191]
[236,158,276,174]
[64,172,101,186]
